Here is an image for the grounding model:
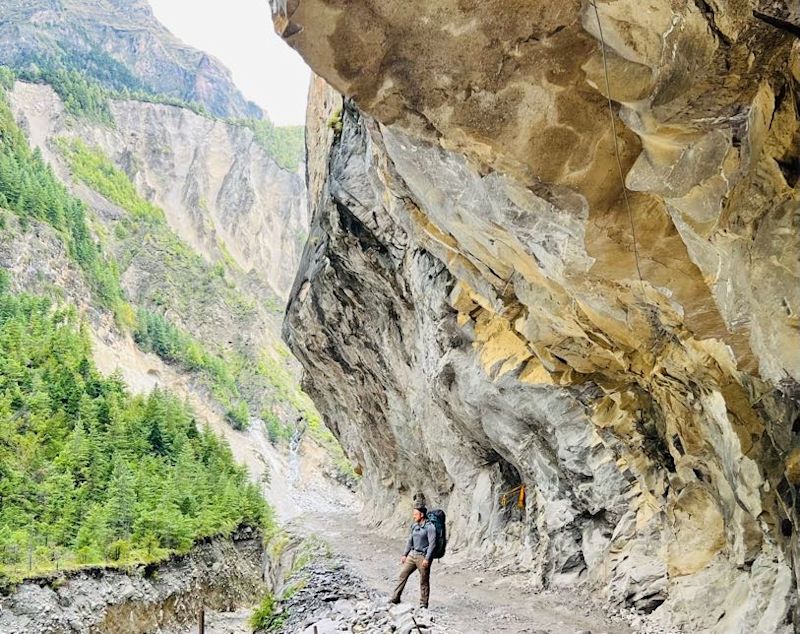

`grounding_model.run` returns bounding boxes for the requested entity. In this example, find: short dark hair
[414,505,427,516]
